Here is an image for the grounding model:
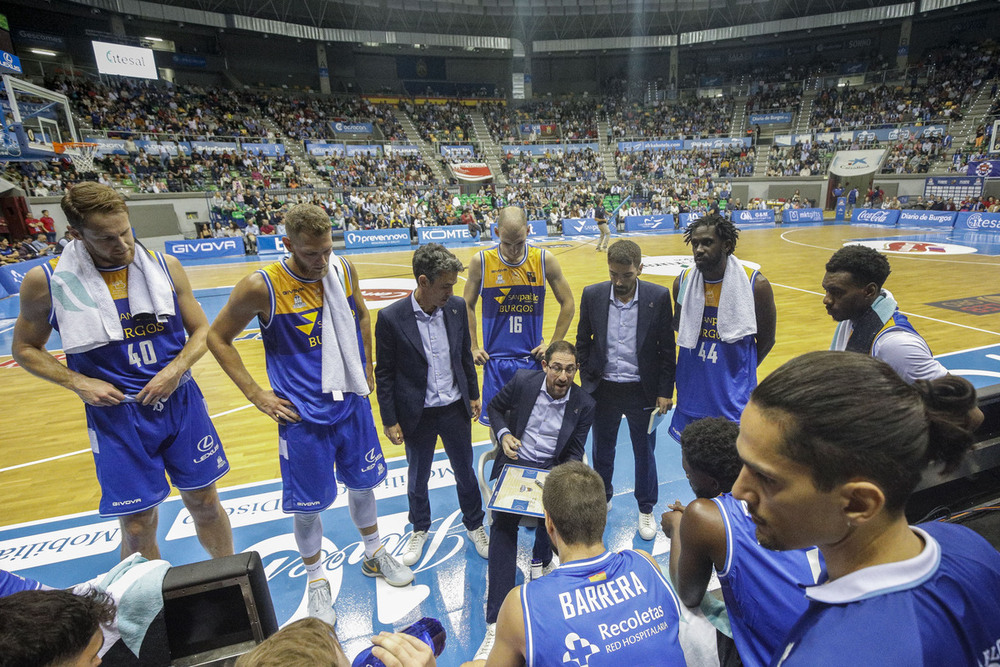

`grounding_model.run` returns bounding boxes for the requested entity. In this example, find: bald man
[464,206,575,427]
